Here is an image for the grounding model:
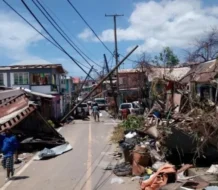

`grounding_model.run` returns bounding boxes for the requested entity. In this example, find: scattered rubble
[110,76,218,189]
